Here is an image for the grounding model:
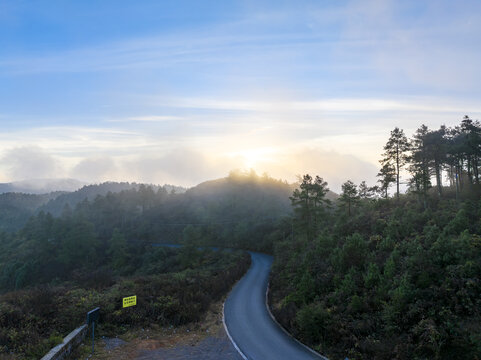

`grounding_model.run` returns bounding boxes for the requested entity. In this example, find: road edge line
[265,284,329,360]
[223,301,249,360]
